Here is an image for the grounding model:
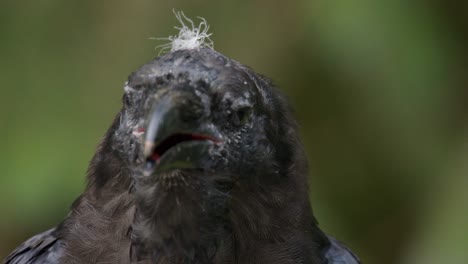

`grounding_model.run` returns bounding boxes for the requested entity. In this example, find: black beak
[142,89,218,174]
